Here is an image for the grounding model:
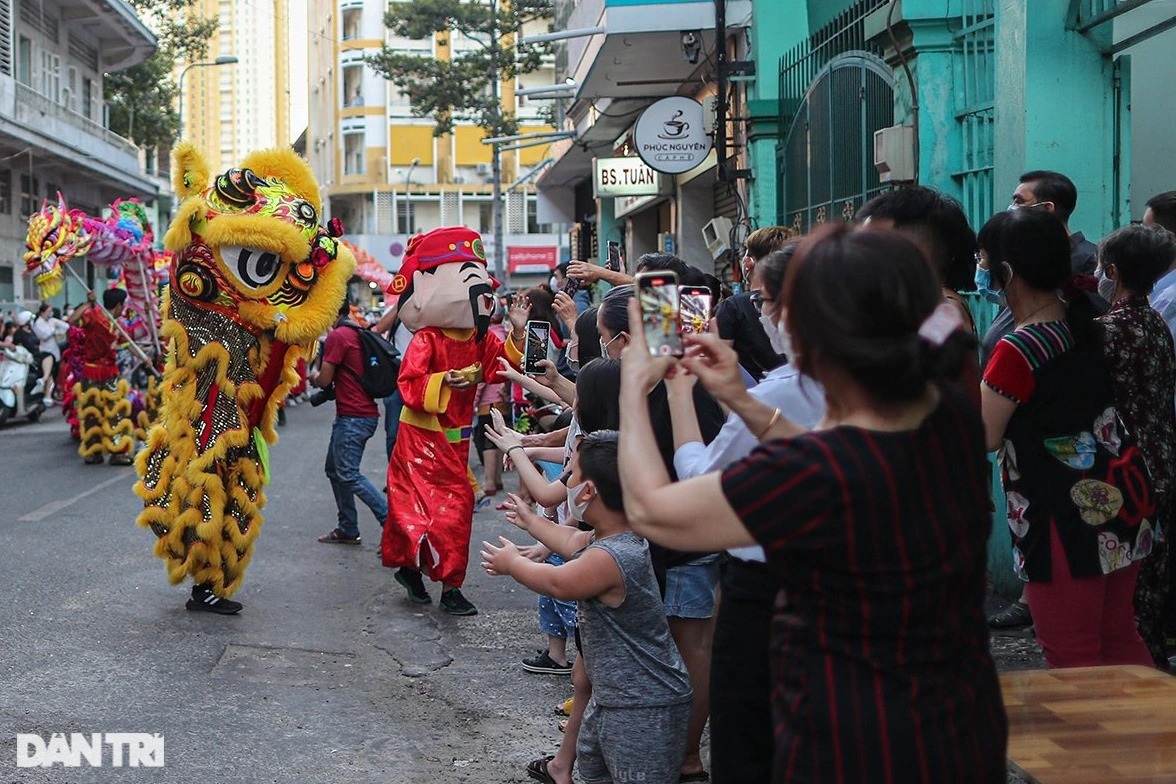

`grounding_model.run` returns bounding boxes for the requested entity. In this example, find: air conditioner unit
[874,125,916,183]
[701,217,734,260]
[475,162,493,176]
